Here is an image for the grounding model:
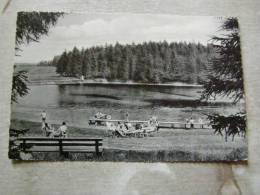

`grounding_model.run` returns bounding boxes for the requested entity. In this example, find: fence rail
[89,119,211,129]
